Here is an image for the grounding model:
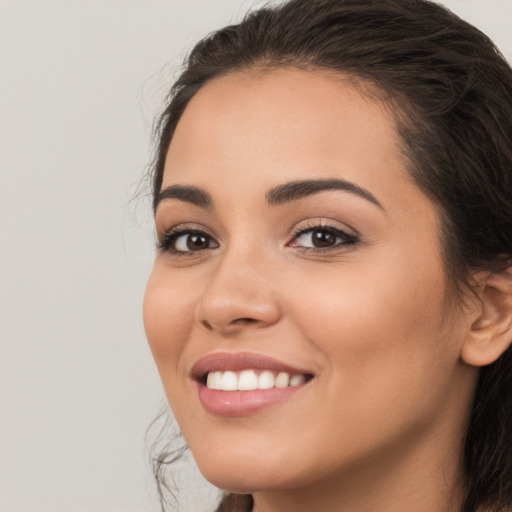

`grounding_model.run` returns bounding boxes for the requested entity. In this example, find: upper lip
[190,352,314,381]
